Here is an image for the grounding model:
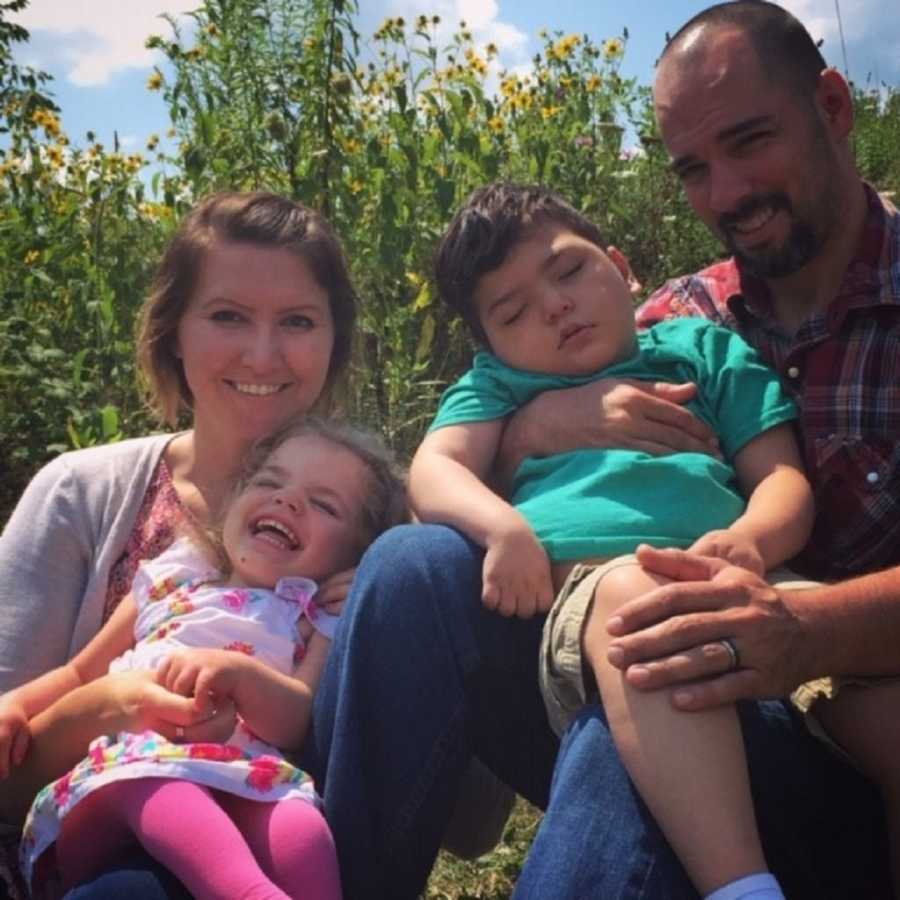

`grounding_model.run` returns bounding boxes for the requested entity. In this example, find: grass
[425,798,543,899]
